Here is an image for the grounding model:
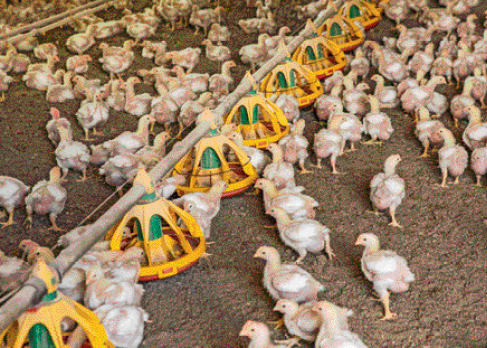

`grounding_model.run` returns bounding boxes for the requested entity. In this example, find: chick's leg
[419,140,430,158]
[388,206,402,228]
[299,159,312,174]
[275,337,300,346]
[61,168,69,181]
[325,236,335,260]
[48,214,64,232]
[379,291,397,320]
[362,137,379,145]
[0,209,14,228]
[330,155,343,175]
[294,248,307,264]
[24,214,33,229]
[76,169,88,182]
[83,129,94,142]
[476,174,482,187]
[438,168,448,187]
[314,158,323,169]
[345,141,356,152]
